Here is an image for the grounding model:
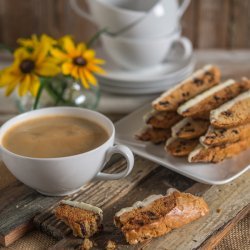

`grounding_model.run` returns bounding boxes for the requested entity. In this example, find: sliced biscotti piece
[152,65,221,111]
[135,126,171,144]
[54,200,103,238]
[210,90,250,128]
[200,123,250,147]
[114,189,209,245]
[144,110,182,129]
[165,137,199,156]
[172,118,210,139]
[177,78,250,118]
[188,137,250,163]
